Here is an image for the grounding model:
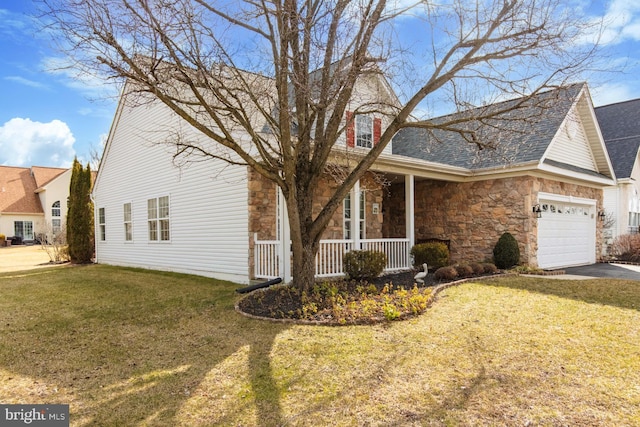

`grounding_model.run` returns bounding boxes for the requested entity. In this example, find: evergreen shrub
[493,232,520,269]
[410,242,449,270]
[343,250,387,280]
